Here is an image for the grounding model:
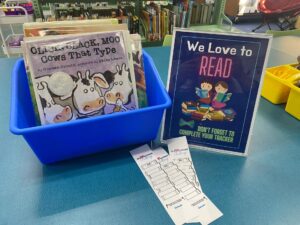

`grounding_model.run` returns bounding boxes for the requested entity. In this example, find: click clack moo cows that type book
[162,29,272,155]
[24,31,139,125]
